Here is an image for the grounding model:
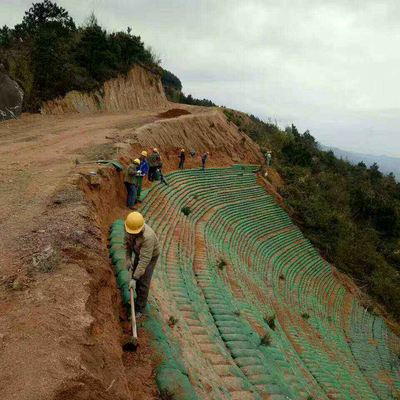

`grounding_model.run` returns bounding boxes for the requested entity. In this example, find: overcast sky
[2,0,400,156]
